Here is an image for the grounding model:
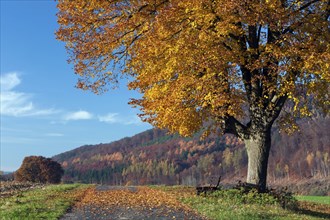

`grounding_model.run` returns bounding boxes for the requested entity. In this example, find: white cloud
[98,113,120,123]
[98,113,142,125]
[0,72,57,117]
[45,133,64,137]
[0,73,144,126]
[124,115,143,125]
[64,110,93,121]
[0,72,21,91]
